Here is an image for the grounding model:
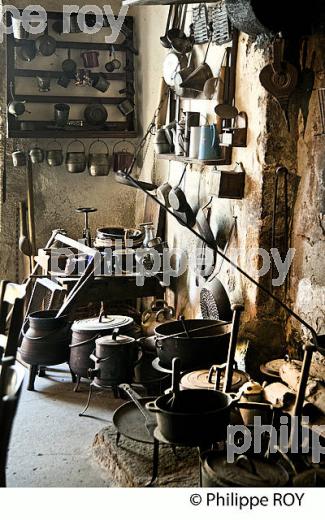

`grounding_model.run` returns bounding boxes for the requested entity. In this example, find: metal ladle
[160,4,174,48]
